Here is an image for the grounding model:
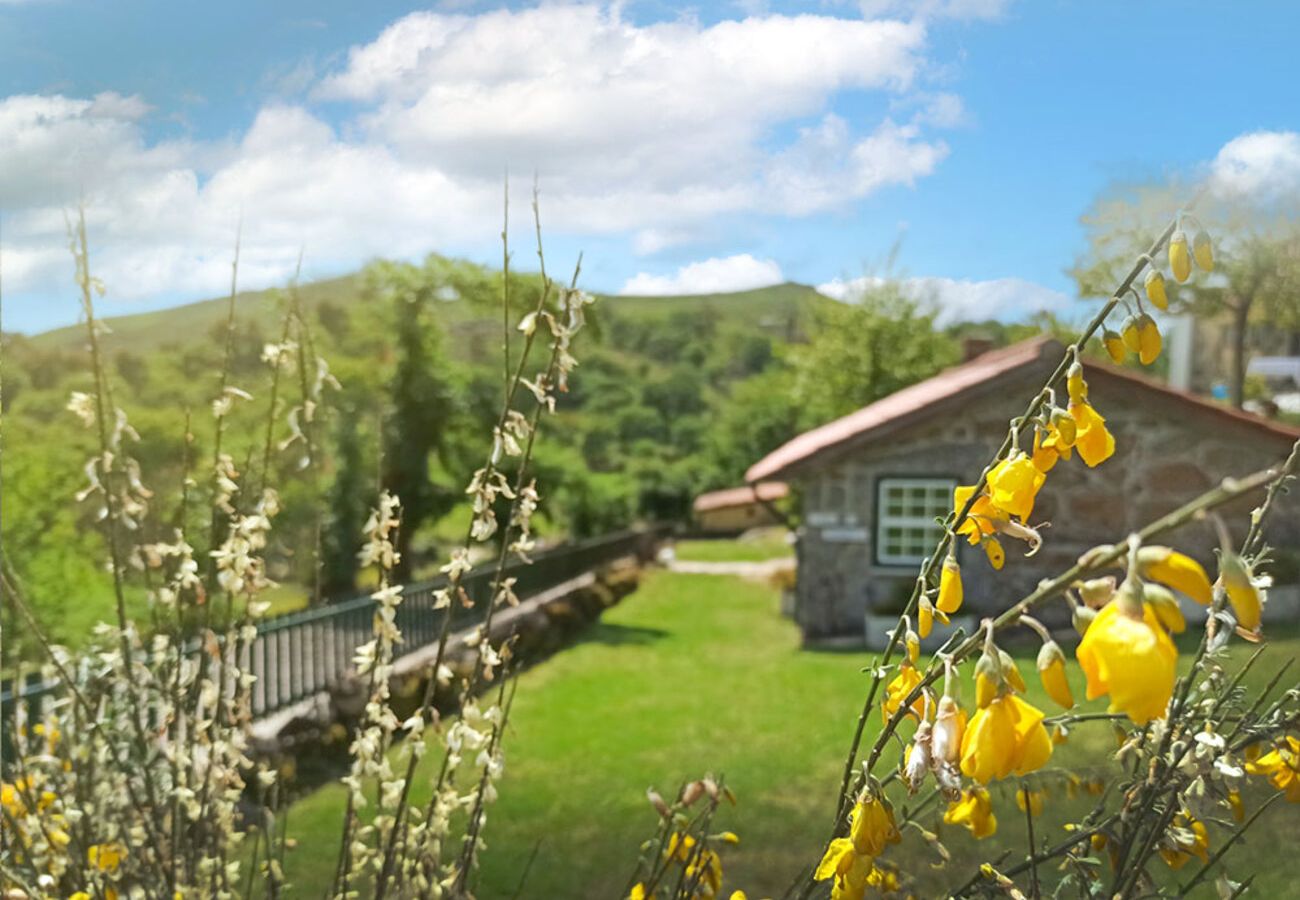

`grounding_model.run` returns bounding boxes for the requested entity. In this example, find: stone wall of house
[793,363,1300,641]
